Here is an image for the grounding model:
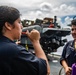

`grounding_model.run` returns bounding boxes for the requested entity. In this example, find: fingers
[65,67,72,75]
[26,29,39,34]
[25,30,30,37]
[31,29,39,34]
[66,72,71,75]
[25,30,29,34]
[69,67,72,71]
[66,68,72,75]
[25,29,40,40]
